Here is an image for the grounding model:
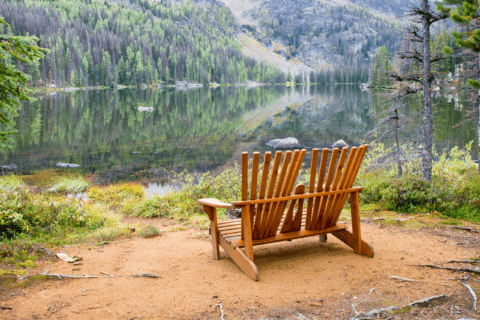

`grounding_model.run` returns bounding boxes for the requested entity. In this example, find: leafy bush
[121,166,242,223]
[358,142,480,222]
[137,224,161,238]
